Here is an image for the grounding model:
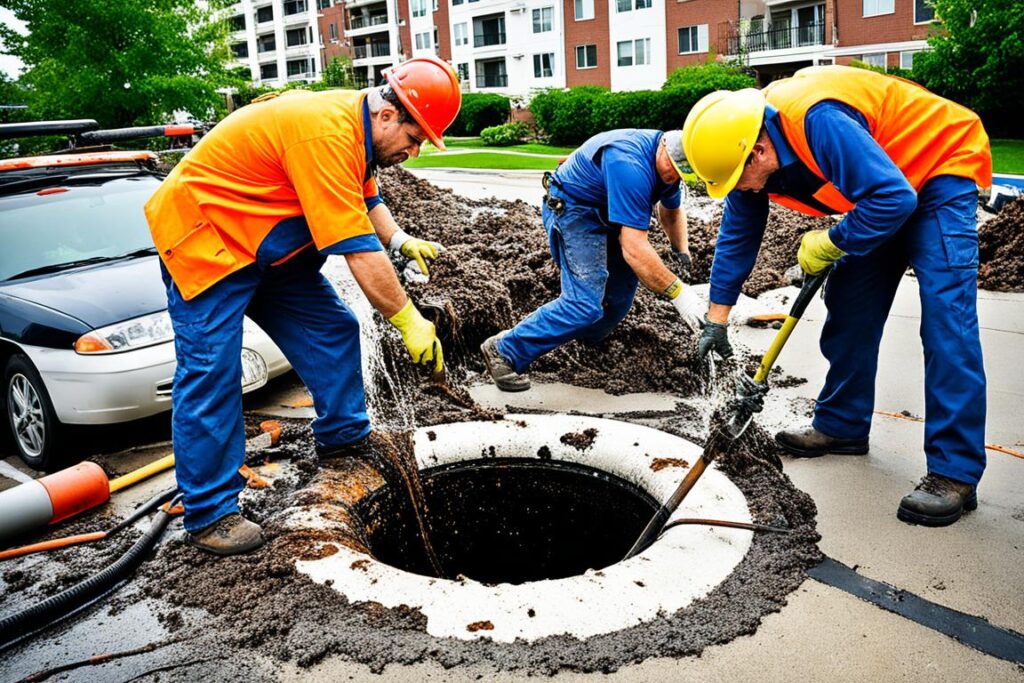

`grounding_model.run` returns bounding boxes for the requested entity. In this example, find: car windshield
[0,174,160,281]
